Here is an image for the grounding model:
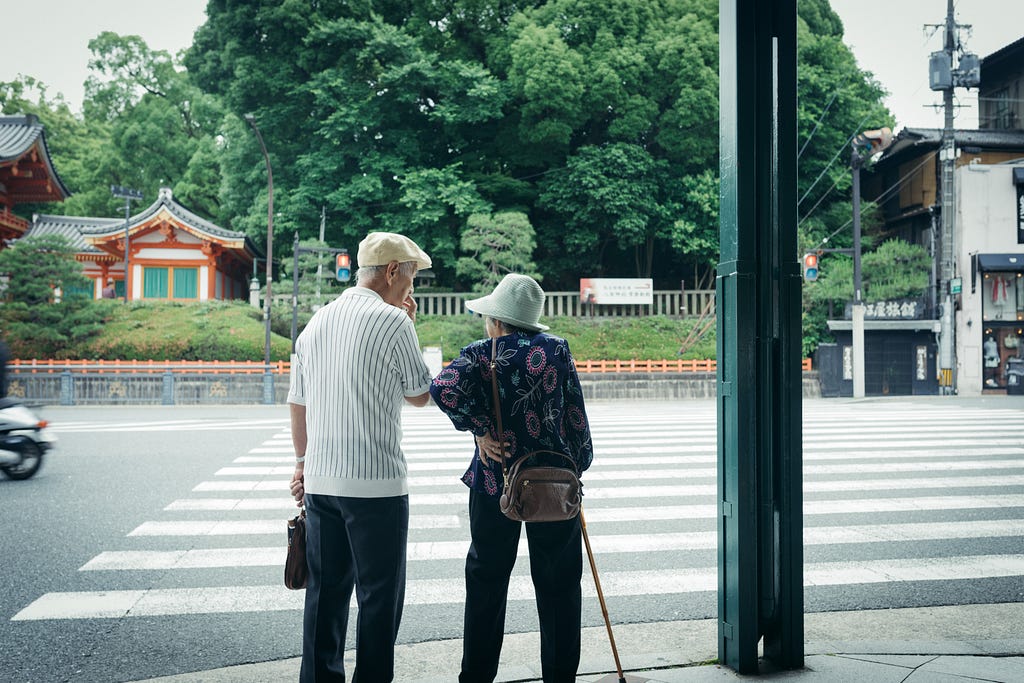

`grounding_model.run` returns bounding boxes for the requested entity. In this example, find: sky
[1,1,1023,132]
[830,0,1024,131]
